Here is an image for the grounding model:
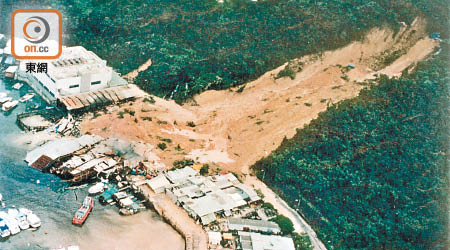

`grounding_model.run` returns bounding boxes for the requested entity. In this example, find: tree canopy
[2,0,447,102]
[253,44,449,249]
